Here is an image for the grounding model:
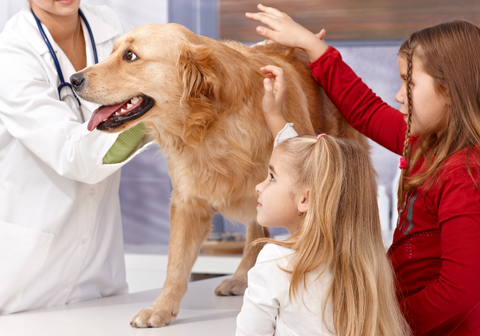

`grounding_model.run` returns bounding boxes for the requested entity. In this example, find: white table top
[0,276,243,336]
[124,244,243,275]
